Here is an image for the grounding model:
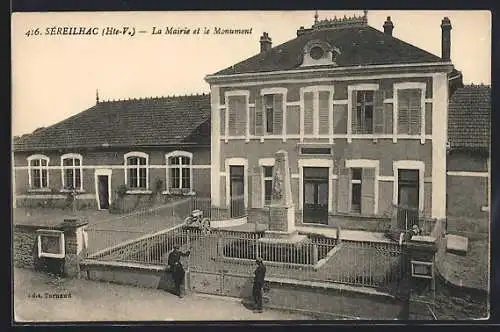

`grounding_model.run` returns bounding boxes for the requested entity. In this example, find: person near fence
[252,257,266,313]
[167,245,190,298]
